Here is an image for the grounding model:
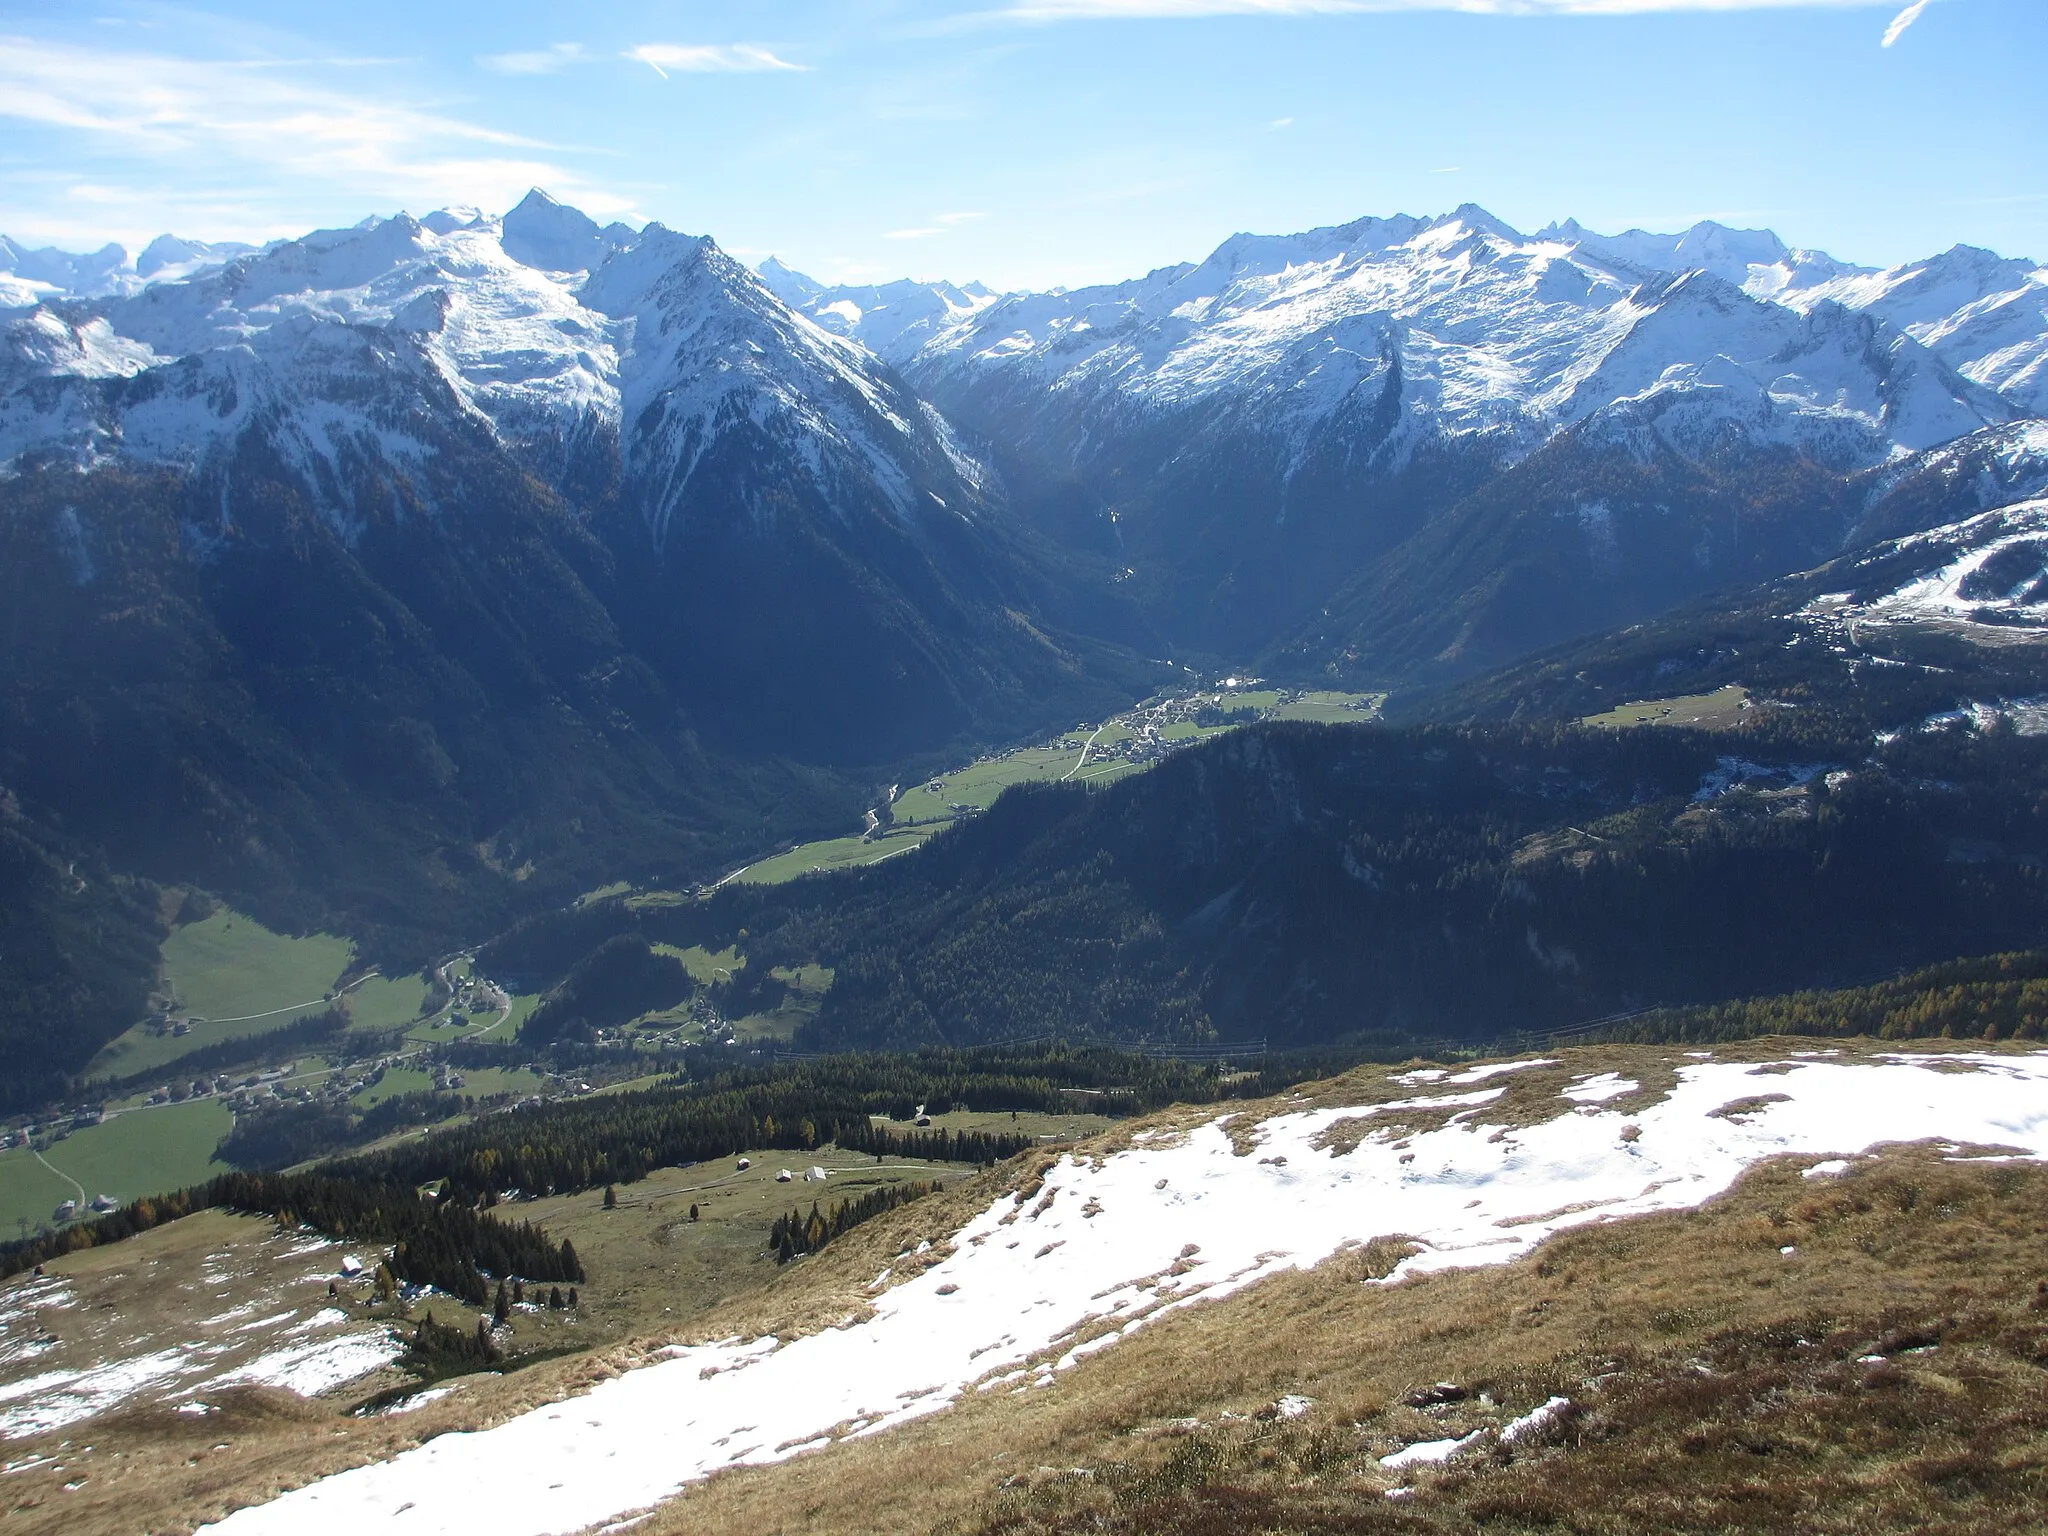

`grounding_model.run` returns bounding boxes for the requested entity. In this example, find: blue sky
[1,0,2041,289]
